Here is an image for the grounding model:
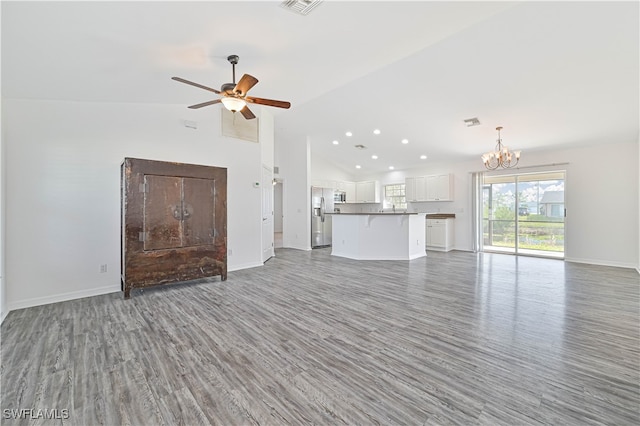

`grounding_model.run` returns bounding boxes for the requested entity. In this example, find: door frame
[261,165,274,263]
